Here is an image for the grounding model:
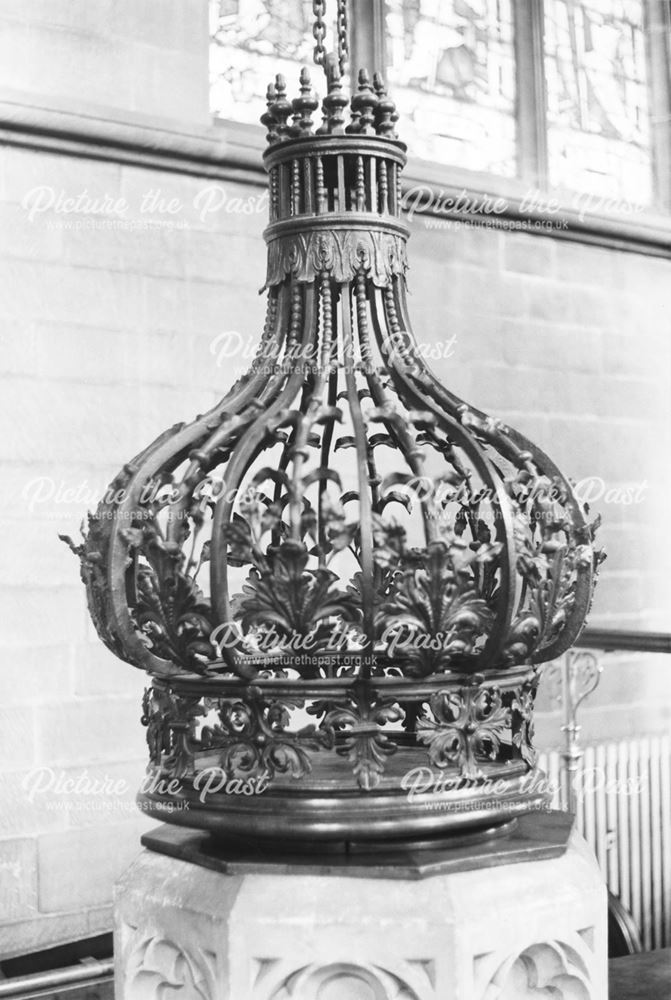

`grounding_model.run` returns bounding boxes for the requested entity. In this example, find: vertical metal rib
[355,155,365,211]
[378,160,388,213]
[391,275,594,662]
[368,156,376,213]
[318,276,338,564]
[628,739,643,938]
[356,275,438,543]
[389,163,398,213]
[606,741,620,896]
[303,157,314,215]
[336,155,346,212]
[209,283,317,627]
[649,735,663,948]
[371,282,517,670]
[340,282,375,666]
[291,158,301,215]
[660,735,671,944]
[315,155,326,214]
[270,167,279,221]
[289,279,334,542]
[104,286,290,675]
[617,739,632,917]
